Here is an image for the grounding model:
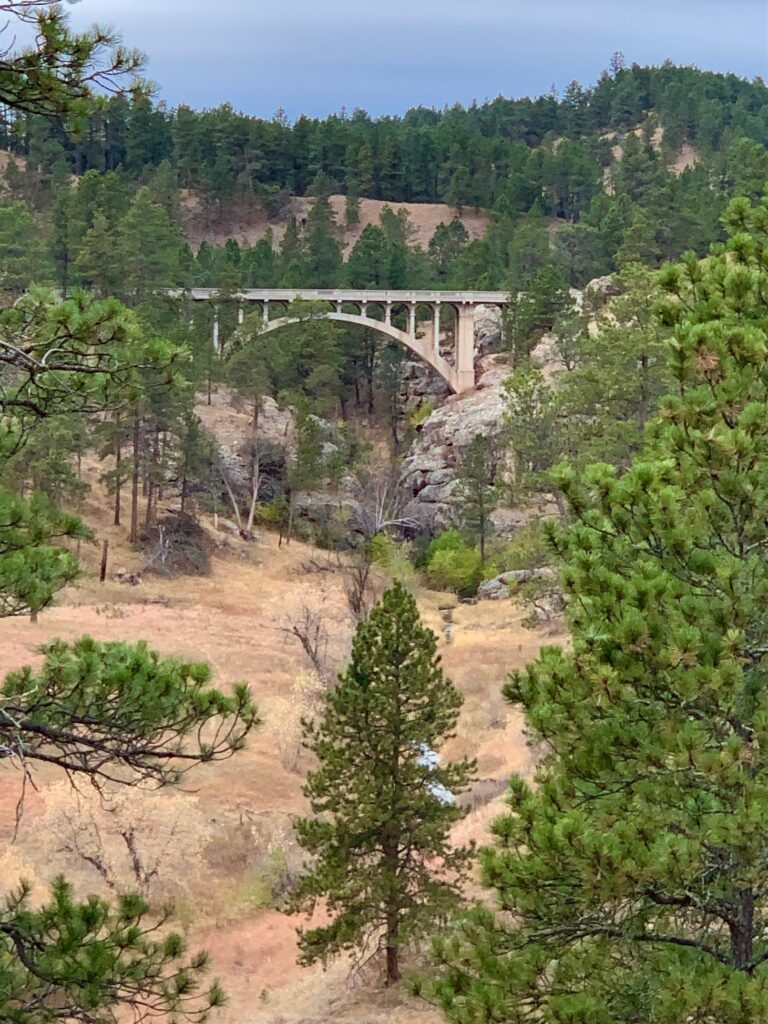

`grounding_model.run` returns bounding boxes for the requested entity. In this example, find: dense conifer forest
[2,61,767,296]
